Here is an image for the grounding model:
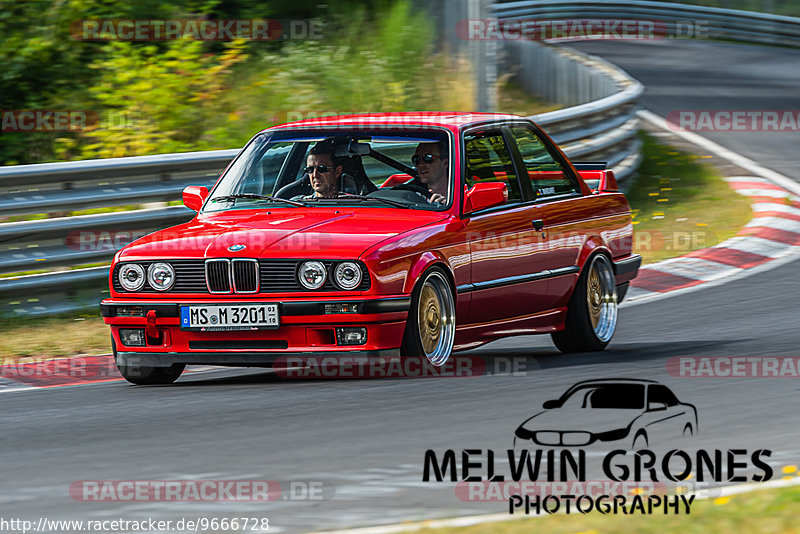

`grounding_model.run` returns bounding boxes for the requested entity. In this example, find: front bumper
[102,297,410,363]
[115,349,401,368]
